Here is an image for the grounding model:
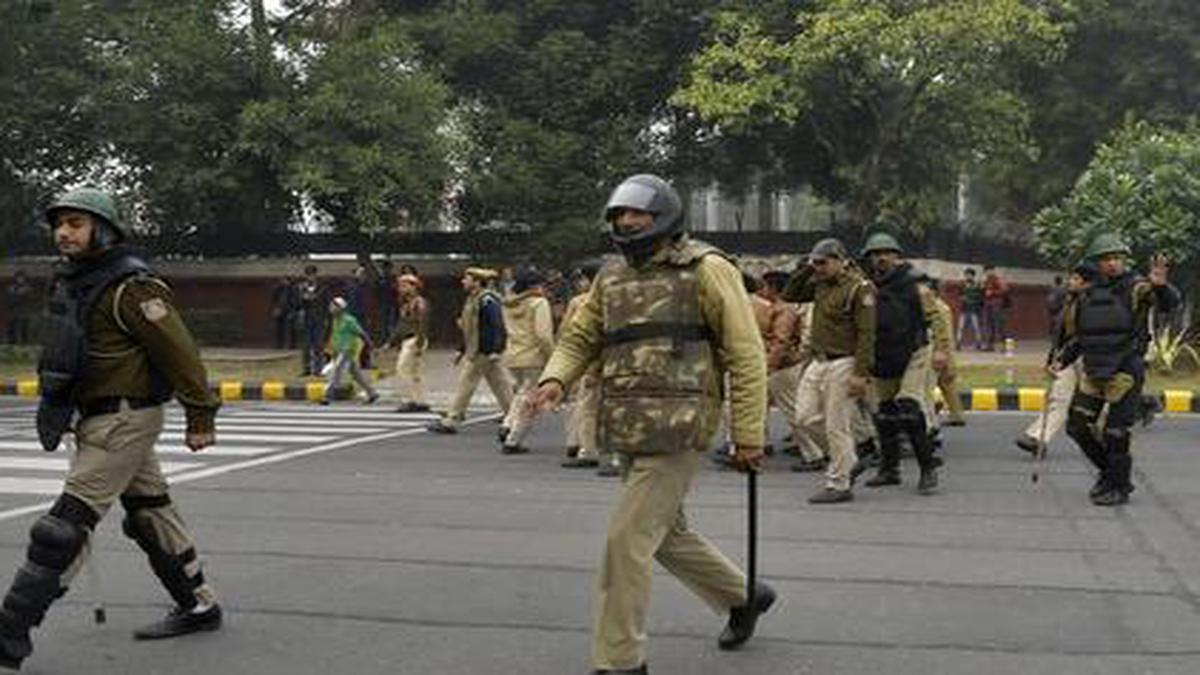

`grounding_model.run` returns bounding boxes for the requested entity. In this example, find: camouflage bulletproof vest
[599,239,723,455]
